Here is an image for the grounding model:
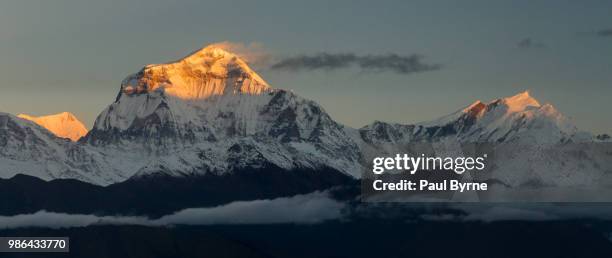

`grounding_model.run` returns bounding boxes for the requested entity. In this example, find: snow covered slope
[0,113,117,183]
[354,92,607,189]
[357,91,588,145]
[0,44,607,189]
[18,112,88,141]
[82,44,362,180]
[0,45,362,185]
